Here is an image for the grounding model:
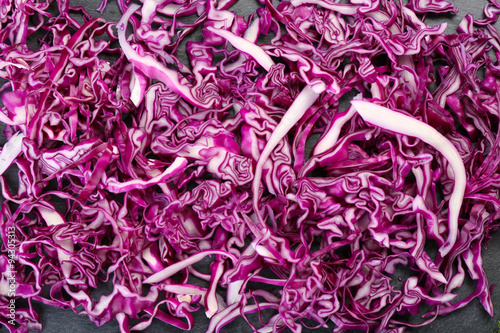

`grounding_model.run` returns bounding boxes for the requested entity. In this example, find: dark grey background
[1,0,500,332]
